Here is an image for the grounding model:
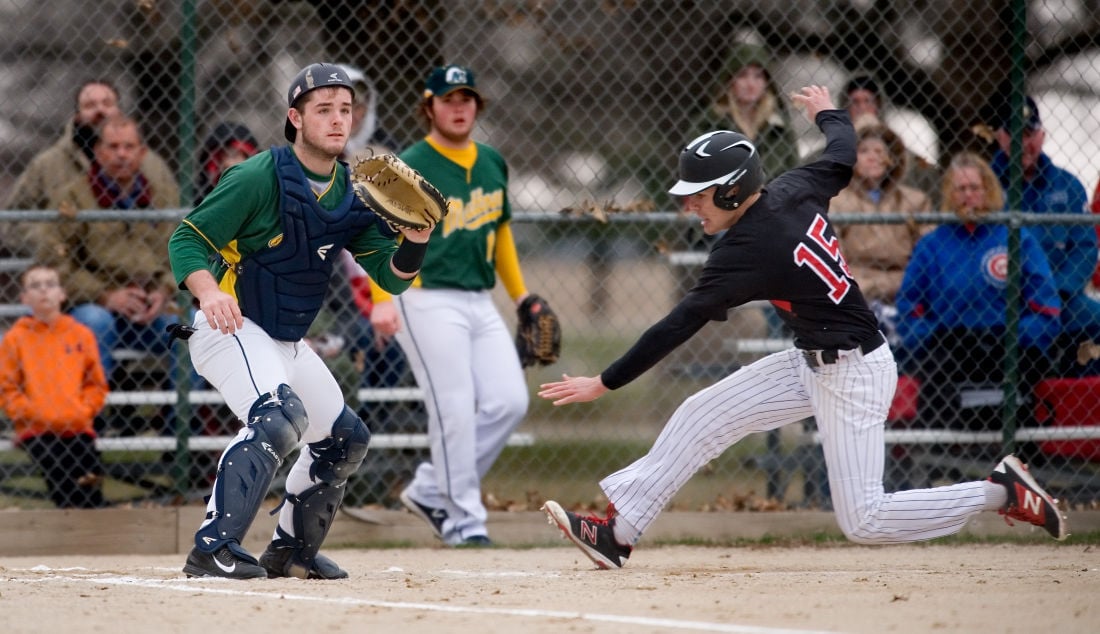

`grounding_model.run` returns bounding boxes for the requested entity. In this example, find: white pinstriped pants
[601,342,990,544]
